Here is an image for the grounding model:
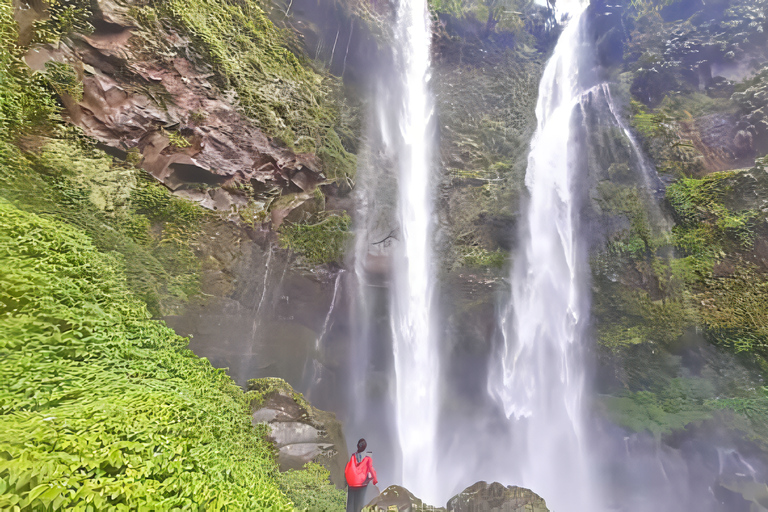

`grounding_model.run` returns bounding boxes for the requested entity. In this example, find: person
[345,438,378,512]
